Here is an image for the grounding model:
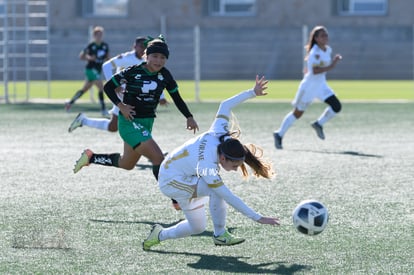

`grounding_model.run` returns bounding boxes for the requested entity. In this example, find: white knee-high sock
[317,107,336,126]
[159,206,206,241]
[82,116,110,131]
[276,111,297,137]
[209,192,227,237]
